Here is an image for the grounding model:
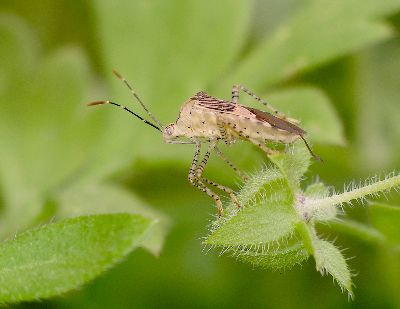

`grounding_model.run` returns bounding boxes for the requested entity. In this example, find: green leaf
[205,199,298,247]
[297,222,353,296]
[218,0,397,91]
[312,239,353,297]
[205,168,298,248]
[235,241,309,271]
[269,143,311,192]
[205,145,312,259]
[369,203,400,244]
[266,87,346,145]
[0,214,153,304]
[57,183,170,256]
[235,165,283,207]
